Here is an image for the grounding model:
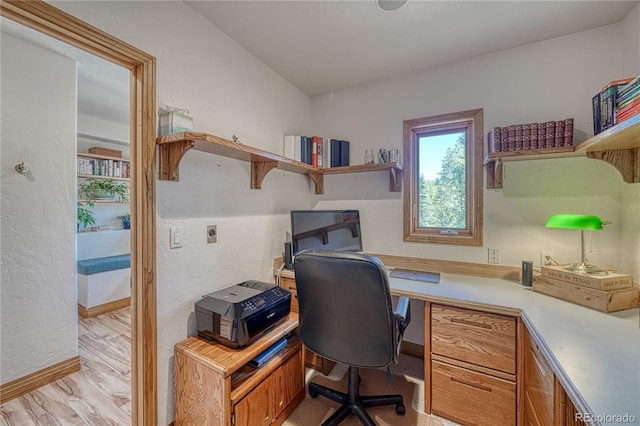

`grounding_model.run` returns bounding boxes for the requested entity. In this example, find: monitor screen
[290,210,363,255]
